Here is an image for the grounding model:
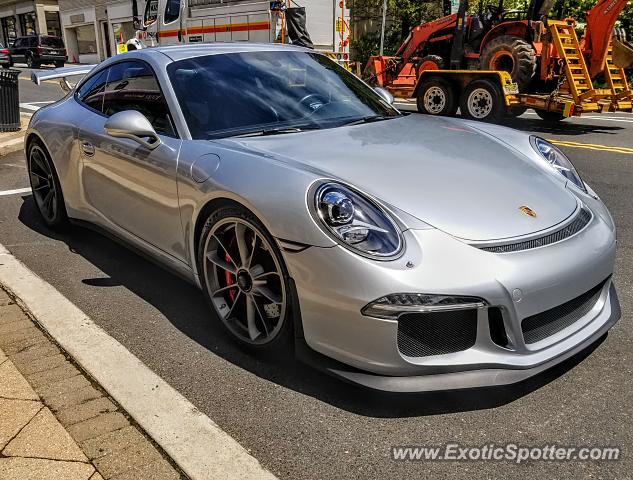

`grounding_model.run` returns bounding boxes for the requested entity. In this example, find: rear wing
[31,65,97,91]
